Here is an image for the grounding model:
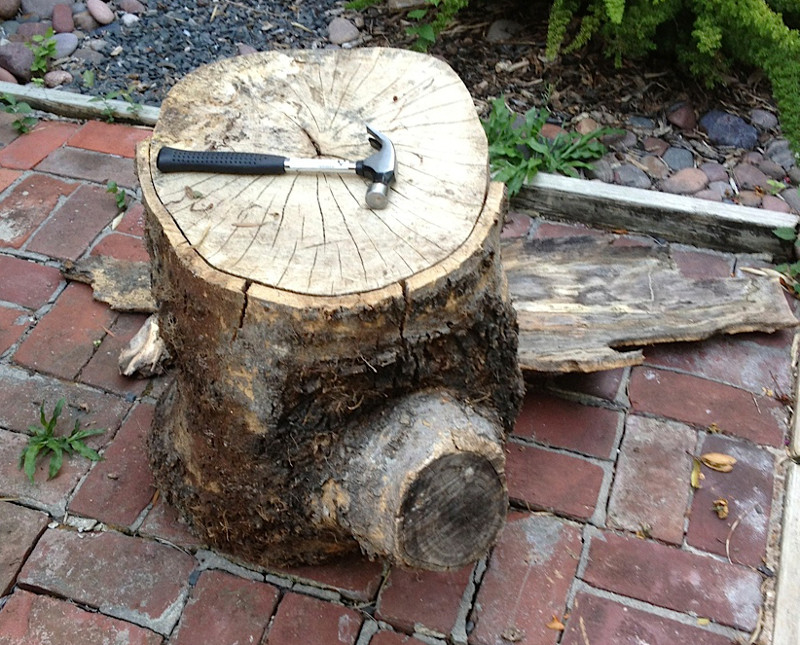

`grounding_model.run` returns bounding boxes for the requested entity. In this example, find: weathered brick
[512,390,621,459]
[643,330,795,395]
[687,434,774,567]
[546,368,626,402]
[27,184,122,260]
[671,248,733,279]
[0,168,21,191]
[14,282,116,380]
[0,173,76,248]
[0,590,162,645]
[90,231,150,262]
[583,530,762,631]
[0,121,79,170]
[115,202,146,236]
[69,403,156,528]
[607,415,695,544]
[266,592,362,645]
[0,502,48,595]
[376,565,472,637]
[34,147,138,188]
[532,221,608,240]
[18,528,196,635]
[470,513,582,645]
[501,212,532,239]
[138,497,206,550]
[371,632,428,645]
[68,121,152,158]
[629,367,786,446]
[561,592,735,645]
[0,306,28,354]
[278,552,384,603]
[171,570,278,645]
[0,255,62,309]
[505,442,604,520]
[79,312,150,396]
